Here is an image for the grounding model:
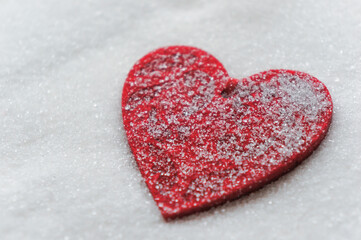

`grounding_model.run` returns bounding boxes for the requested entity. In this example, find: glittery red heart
[122,46,333,219]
